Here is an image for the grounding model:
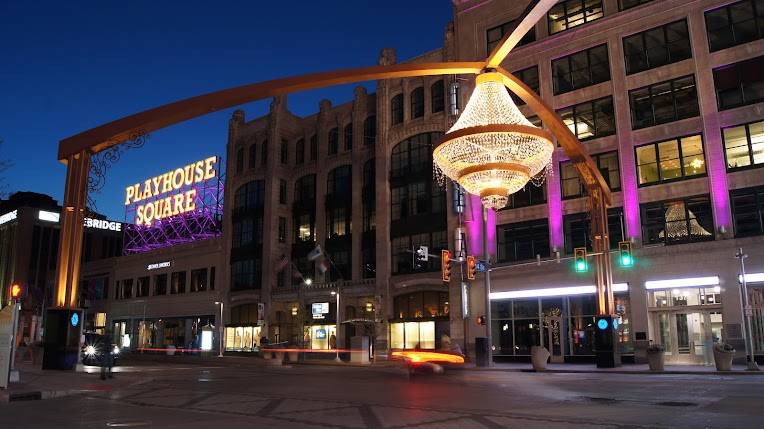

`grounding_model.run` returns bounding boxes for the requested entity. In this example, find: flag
[307,244,323,261]
[317,257,331,274]
[275,254,289,272]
